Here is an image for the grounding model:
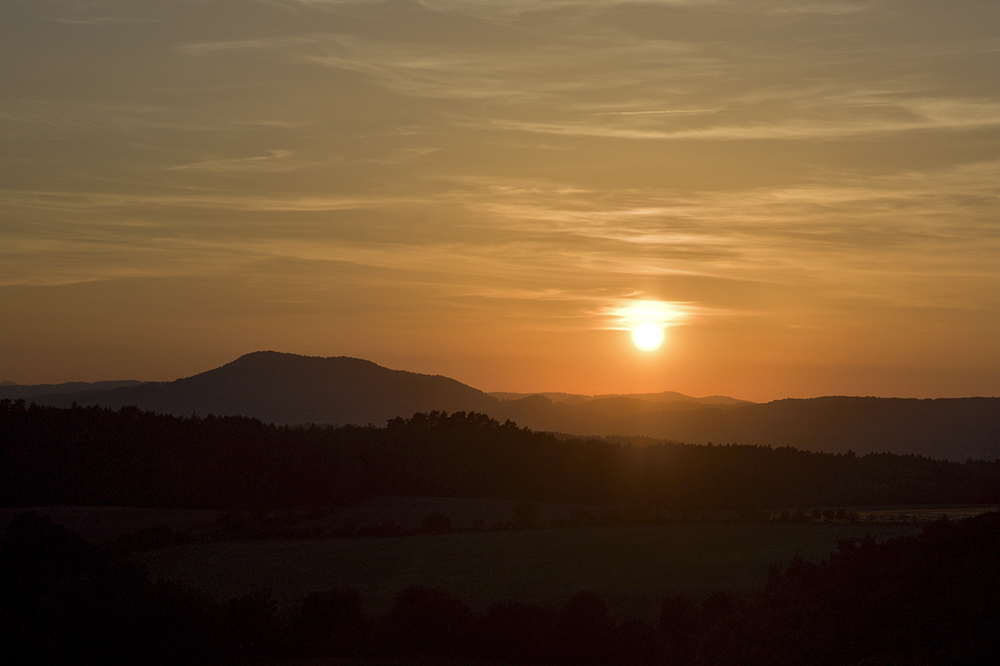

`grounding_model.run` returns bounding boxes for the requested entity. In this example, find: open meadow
[139,521,925,622]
